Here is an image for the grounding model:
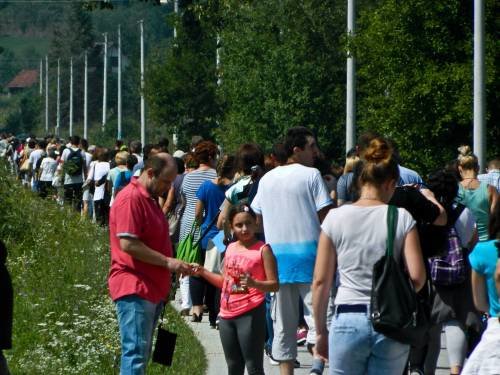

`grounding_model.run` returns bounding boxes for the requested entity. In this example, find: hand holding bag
[152,306,177,366]
[371,205,429,347]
